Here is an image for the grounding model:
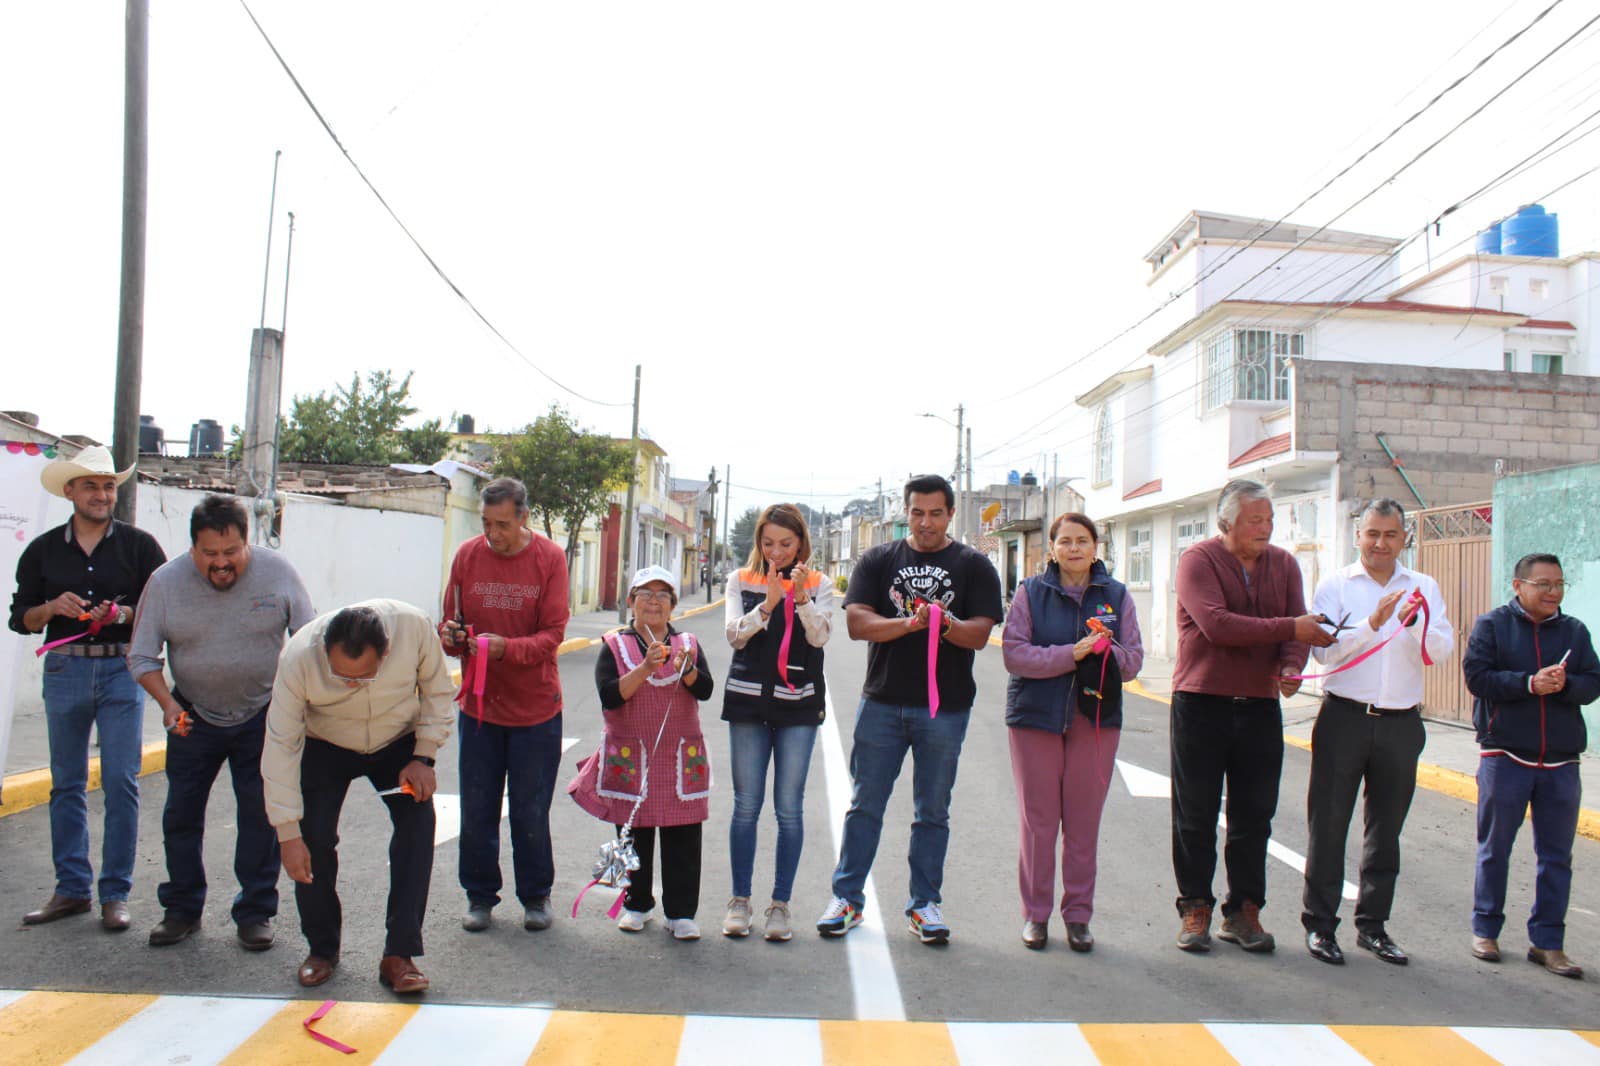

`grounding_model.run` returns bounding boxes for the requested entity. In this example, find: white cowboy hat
[40,445,136,498]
